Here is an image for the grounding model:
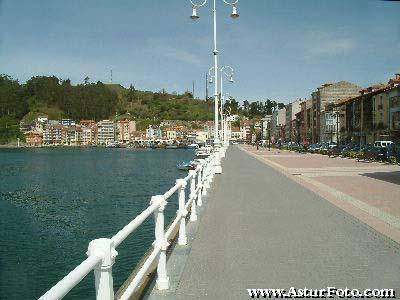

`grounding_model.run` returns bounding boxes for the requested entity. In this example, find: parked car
[340,144,356,157]
[374,140,393,148]
[386,143,400,163]
[328,145,346,157]
[376,146,389,161]
[308,143,321,153]
[360,144,379,161]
